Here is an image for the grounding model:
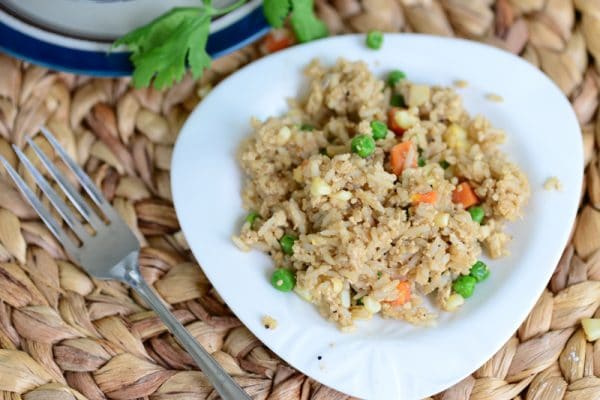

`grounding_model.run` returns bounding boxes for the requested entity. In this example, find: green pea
[452,275,477,298]
[390,93,405,107]
[245,211,259,225]
[387,70,406,87]
[366,31,383,50]
[270,268,296,292]
[351,134,376,158]
[439,160,450,169]
[370,120,387,140]
[468,206,485,224]
[279,234,297,255]
[469,261,490,282]
[300,123,314,131]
